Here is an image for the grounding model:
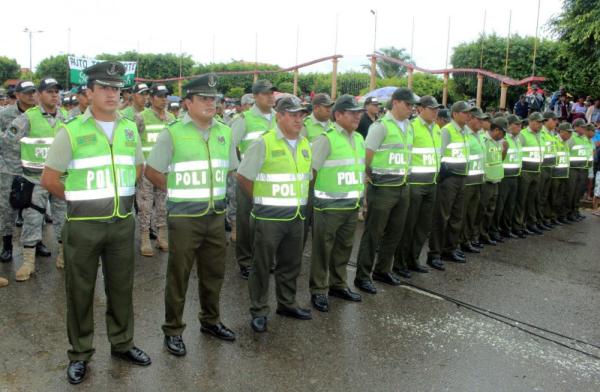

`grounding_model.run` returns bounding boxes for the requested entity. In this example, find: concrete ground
[1,210,599,392]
